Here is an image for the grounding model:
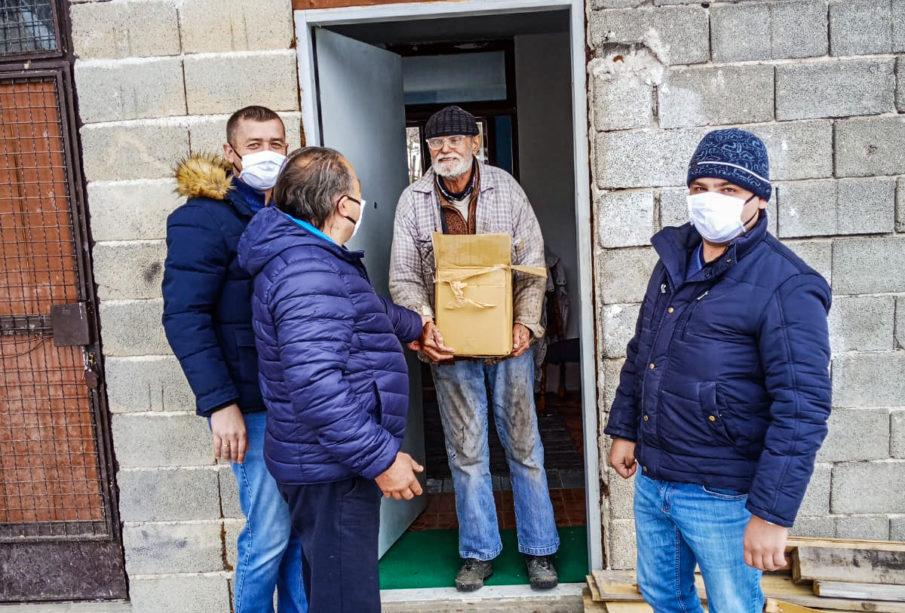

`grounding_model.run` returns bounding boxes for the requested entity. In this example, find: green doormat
[379,526,588,589]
